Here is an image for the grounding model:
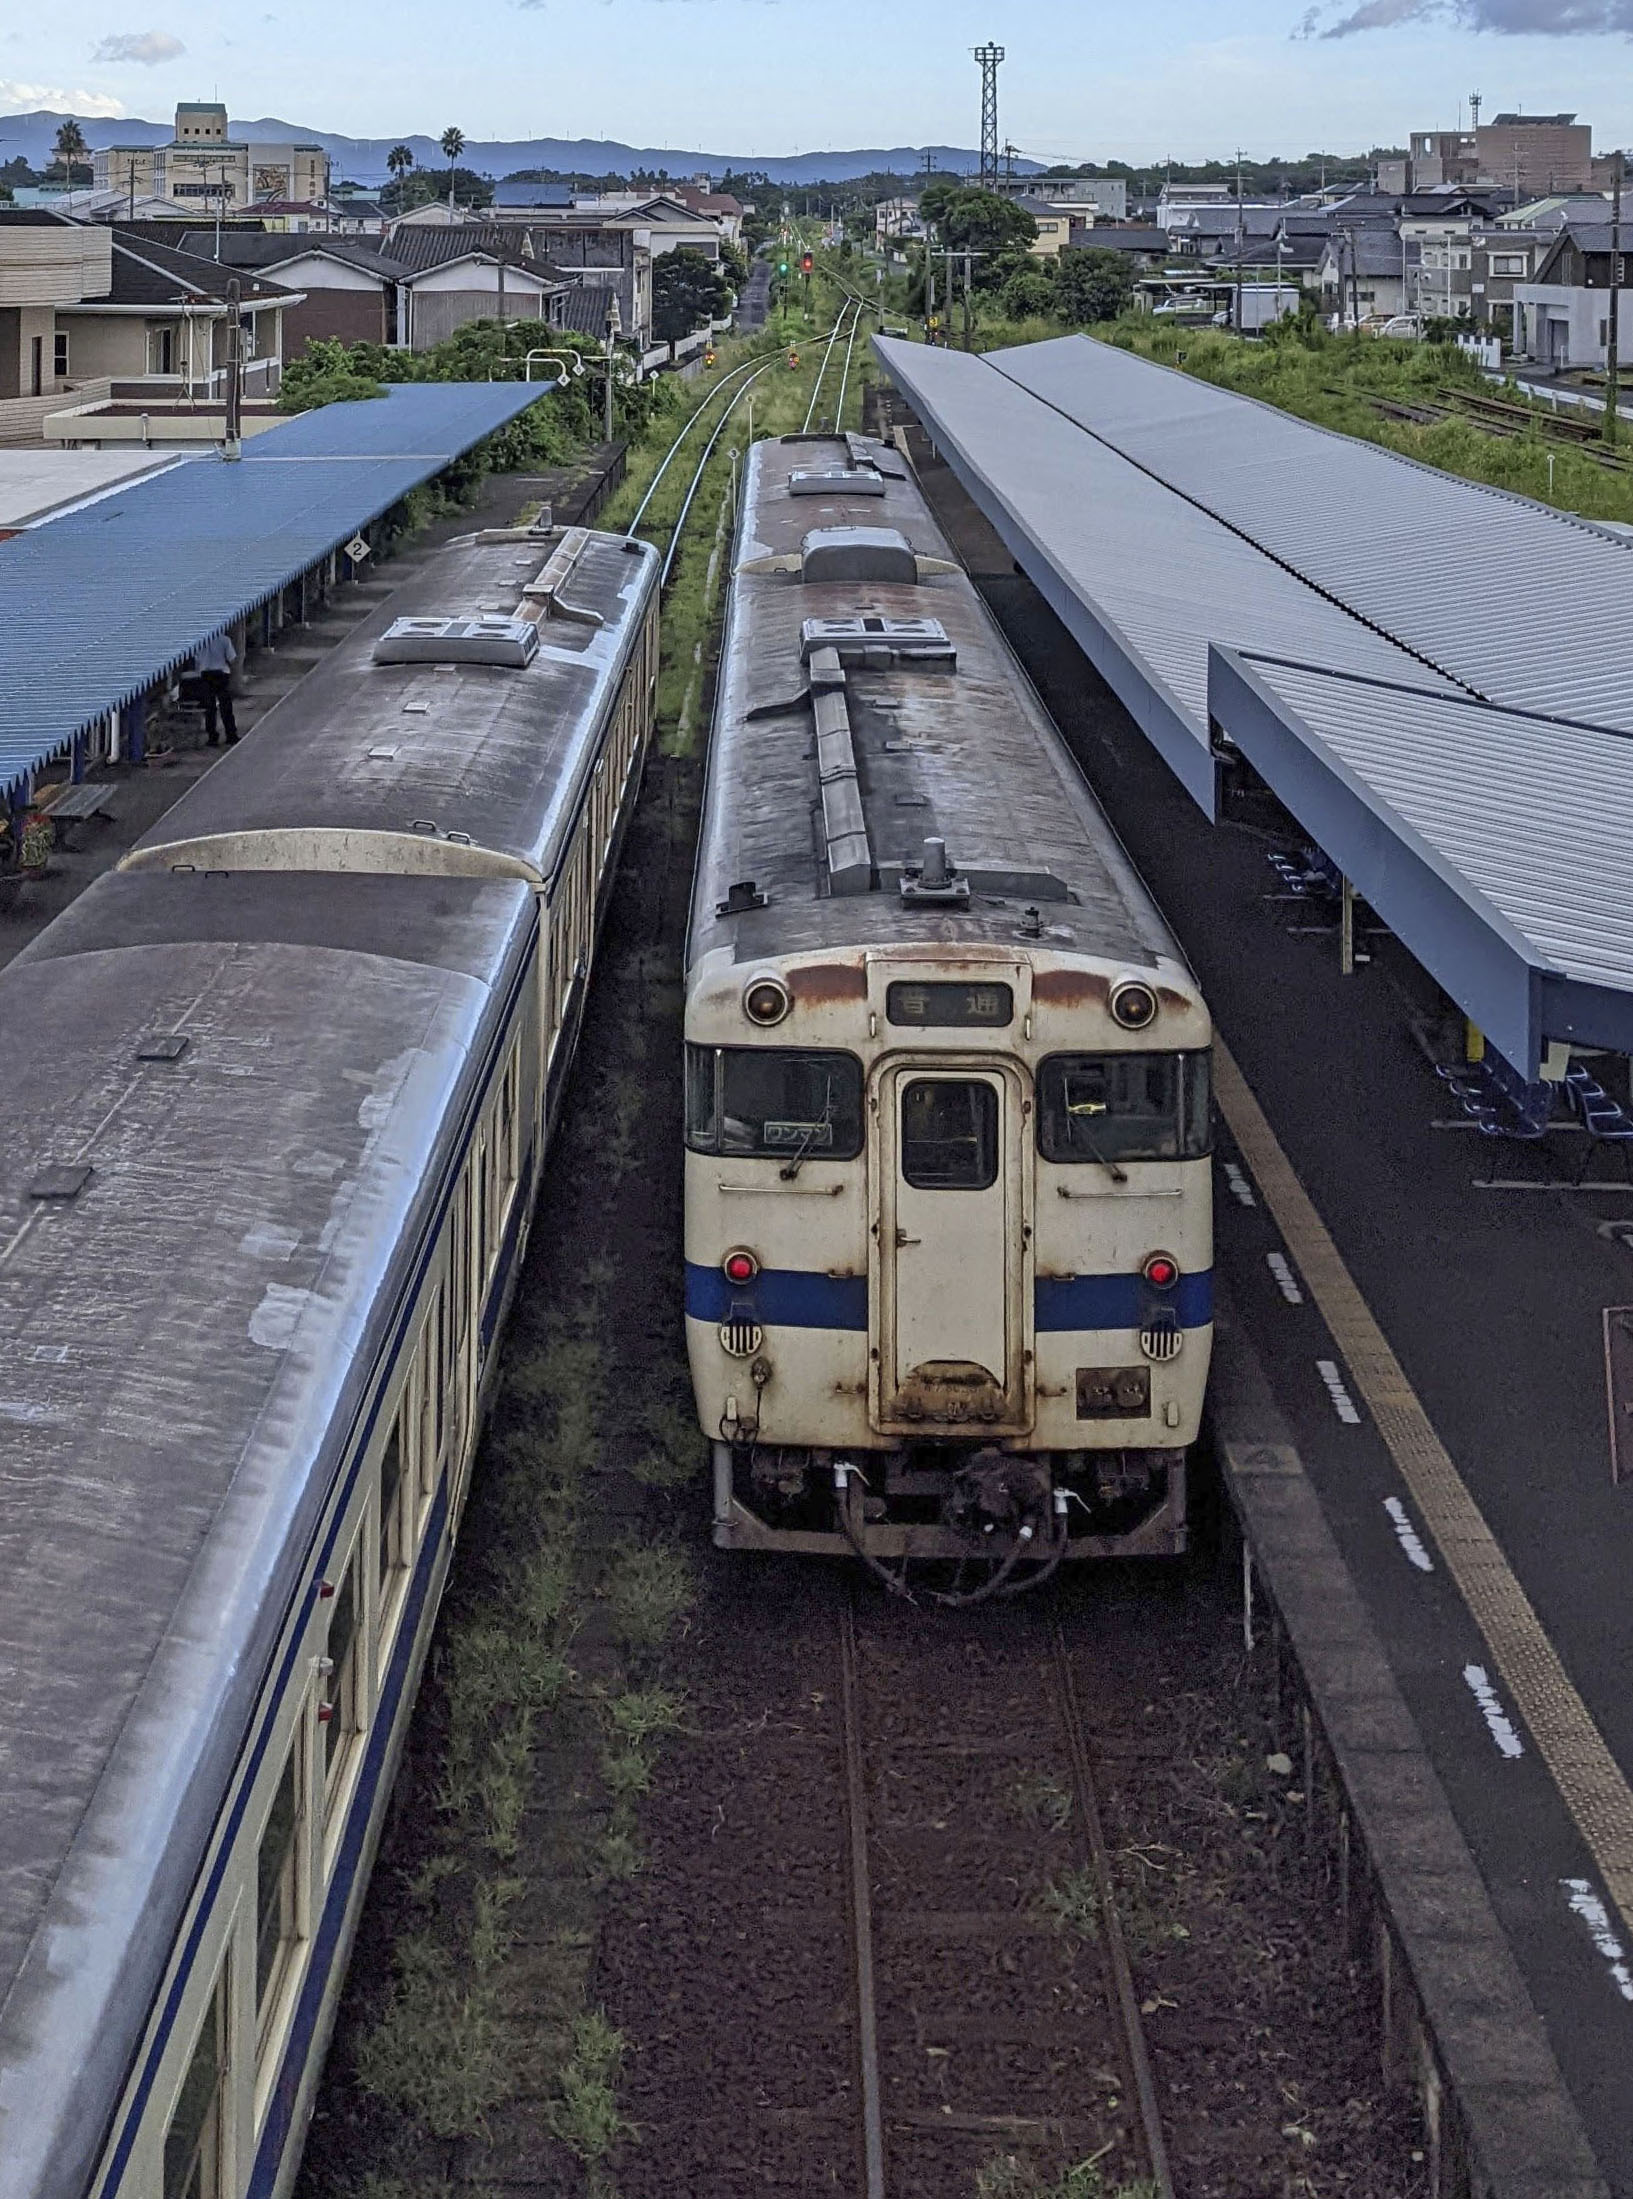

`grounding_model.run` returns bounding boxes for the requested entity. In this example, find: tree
[651,247,732,345]
[1002,266,1057,320]
[387,144,415,186]
[1053,247,1135,326]
[50,119,91,185]
[393,165,492,214]
[440,126,466,207]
